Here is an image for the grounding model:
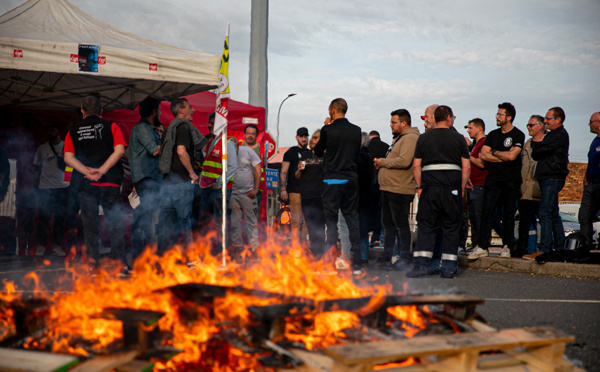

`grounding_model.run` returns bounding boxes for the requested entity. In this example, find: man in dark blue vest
[64,95,127,274]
